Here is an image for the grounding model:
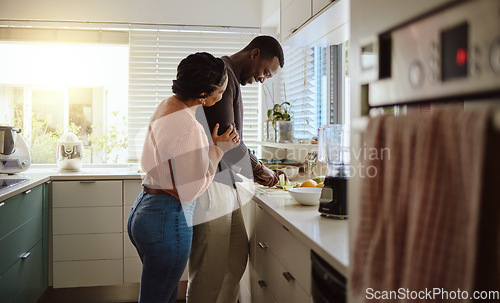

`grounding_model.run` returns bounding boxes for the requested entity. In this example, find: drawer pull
[258,241,268,249]
[0,202,5,208]
[80,181,96,183]
[258,280,267,288]
[282,272,295,282]
[21,252,31,260]
[23,189,32,195]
